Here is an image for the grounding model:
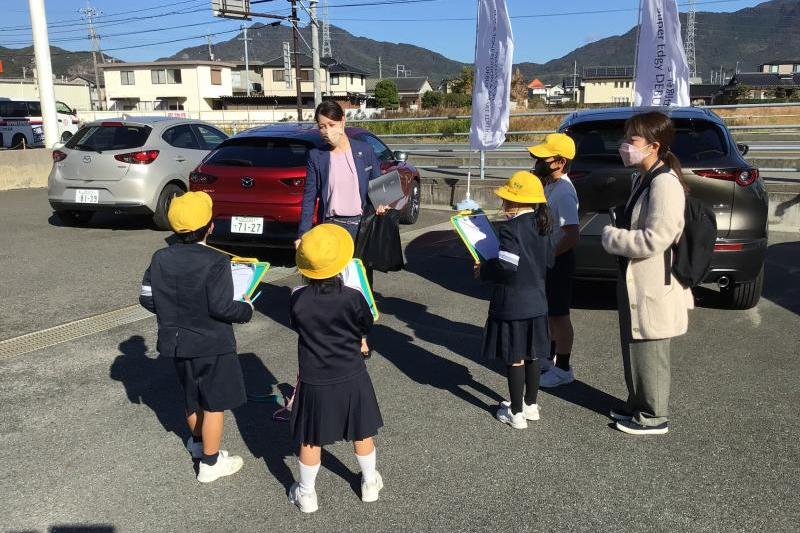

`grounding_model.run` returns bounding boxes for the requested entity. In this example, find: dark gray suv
[560,107,768,309]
